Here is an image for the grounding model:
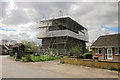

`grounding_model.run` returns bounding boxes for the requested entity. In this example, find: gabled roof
[2,44,10,50]
[91,34,120,48]
[12,43,25,48]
